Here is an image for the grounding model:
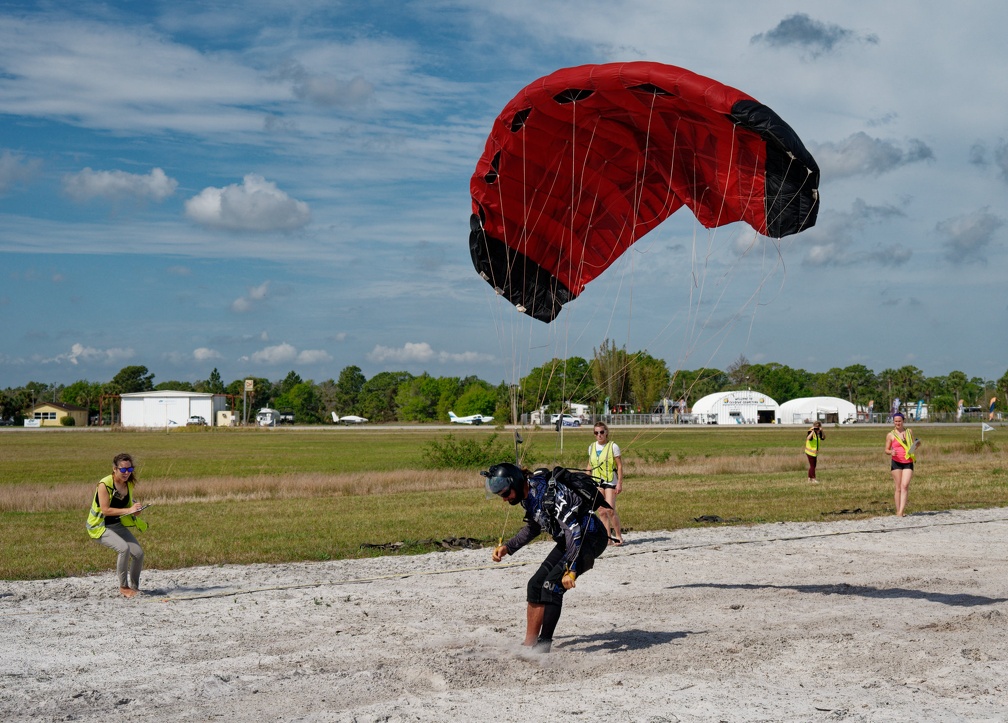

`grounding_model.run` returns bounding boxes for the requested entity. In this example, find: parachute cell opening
[553,88,595,104]
[510,108,532,132]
